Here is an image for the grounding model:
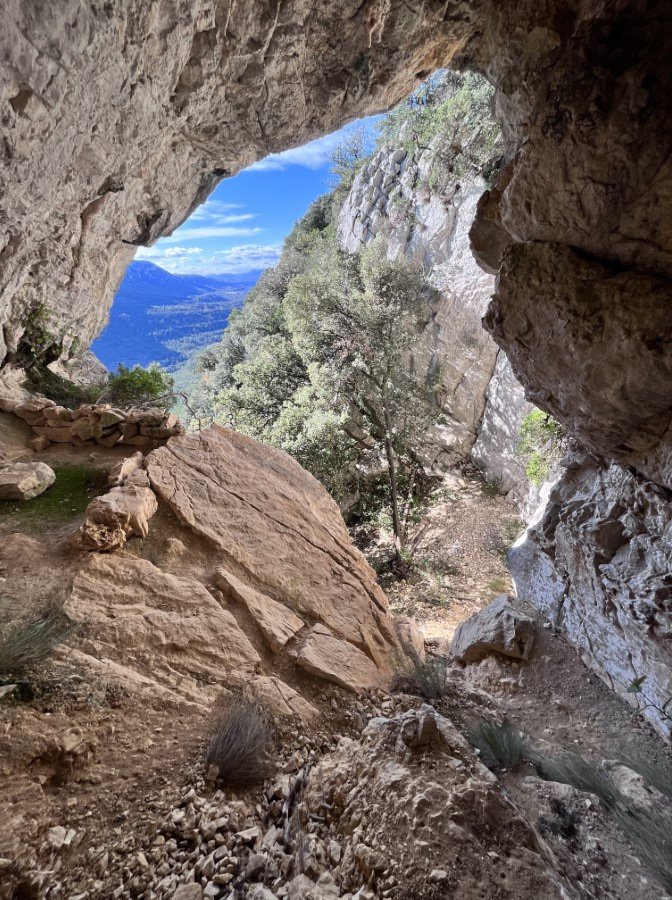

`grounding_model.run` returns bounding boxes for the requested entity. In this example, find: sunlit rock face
[338,146,499,468]
[509,453,672,738]
[473,1,672,489]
